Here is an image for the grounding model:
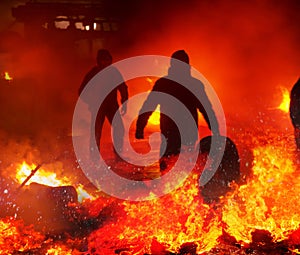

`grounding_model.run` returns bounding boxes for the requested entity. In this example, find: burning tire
[198,136,240,203]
